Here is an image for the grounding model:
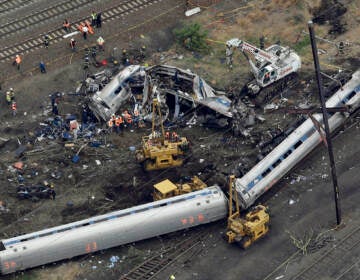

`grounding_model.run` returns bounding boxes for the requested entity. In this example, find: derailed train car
[0,186,227,274]
[234,69,360,209]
